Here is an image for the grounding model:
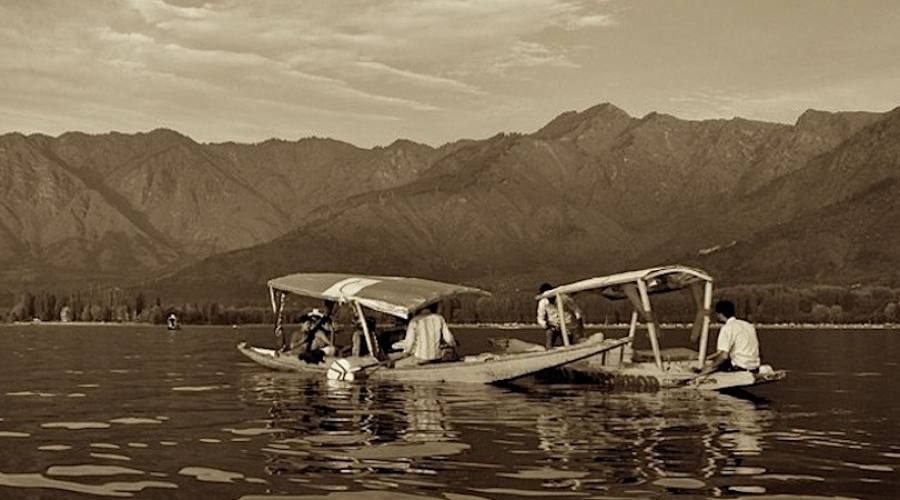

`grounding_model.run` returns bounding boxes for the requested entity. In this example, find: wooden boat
[238,336,630,384]
[238,273,629,384]
[496,265,786,391]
